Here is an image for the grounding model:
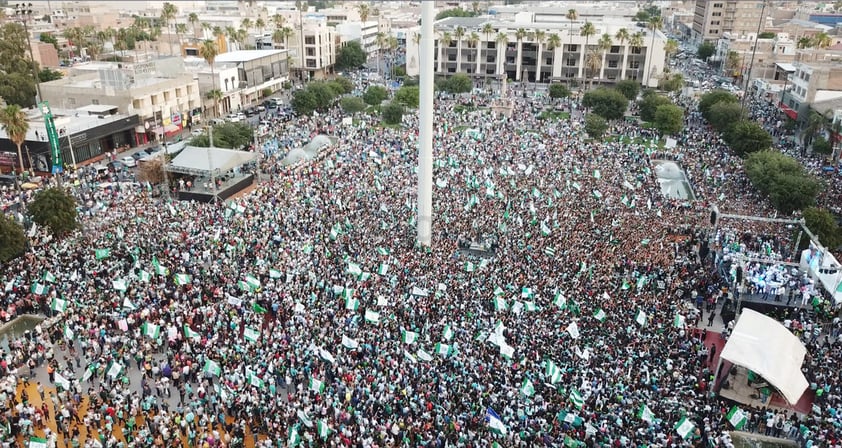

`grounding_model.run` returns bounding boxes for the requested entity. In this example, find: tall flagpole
[417,0,435,247]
